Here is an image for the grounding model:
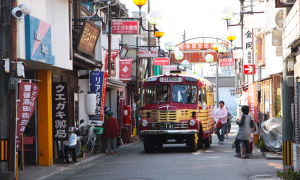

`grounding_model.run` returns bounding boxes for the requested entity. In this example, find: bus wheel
[189,134,198,152]
[198,132,203,149]
[204,138,210,148]
[143,136,155,153]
